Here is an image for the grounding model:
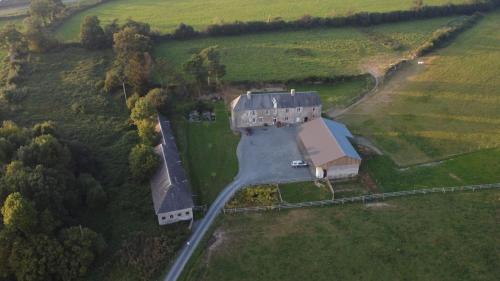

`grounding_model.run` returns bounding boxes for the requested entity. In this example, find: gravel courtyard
[237,126,314,185]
